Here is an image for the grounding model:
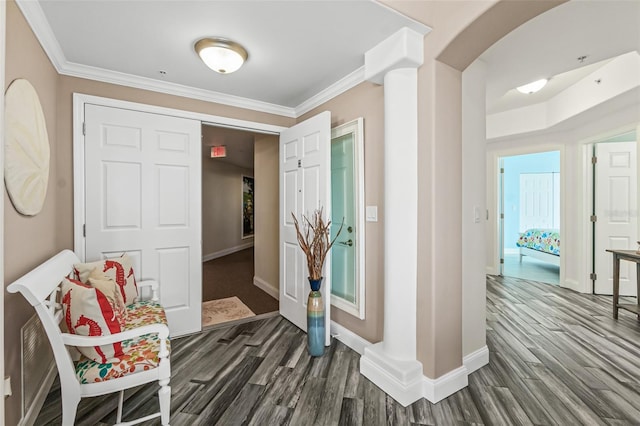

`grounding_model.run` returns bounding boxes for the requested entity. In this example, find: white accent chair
[7,249,171,425]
